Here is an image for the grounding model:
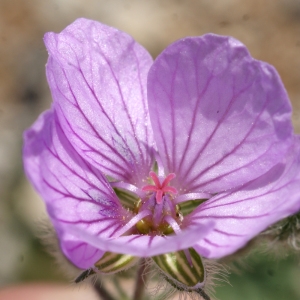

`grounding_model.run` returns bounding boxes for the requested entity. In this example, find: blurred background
[1,0,300,299]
